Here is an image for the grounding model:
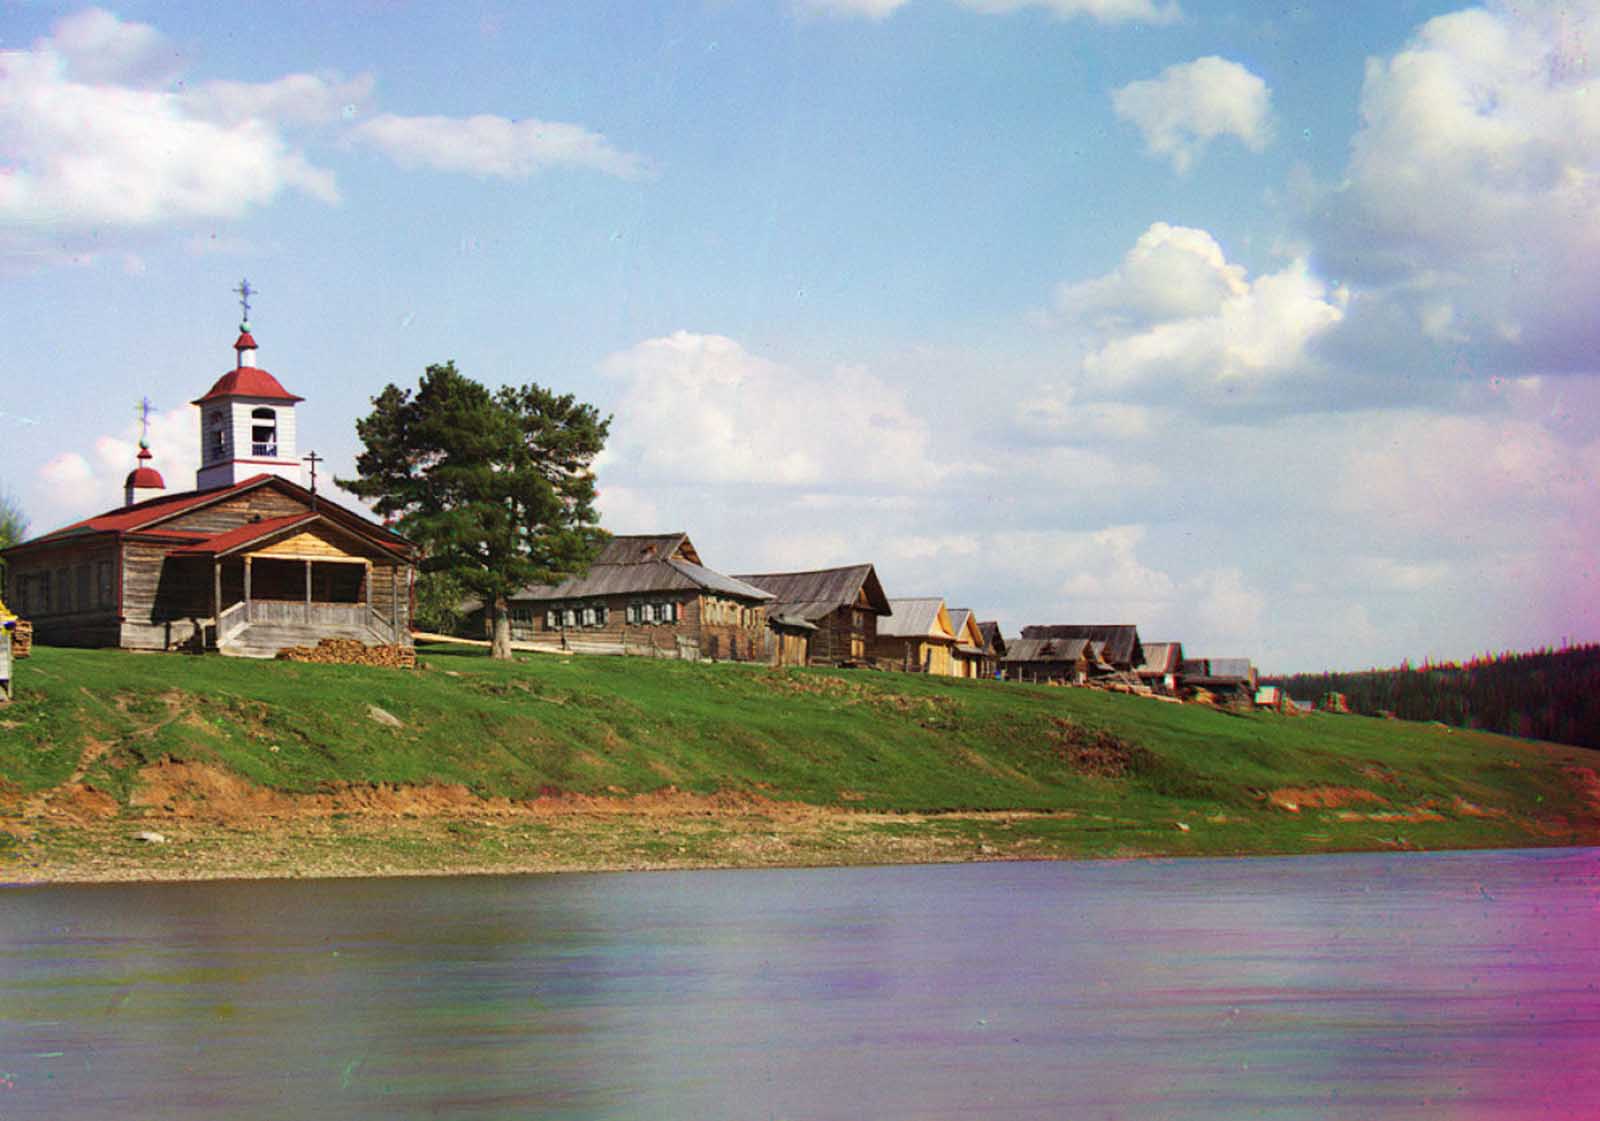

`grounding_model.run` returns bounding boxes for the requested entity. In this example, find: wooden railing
[247,600,372,628]
[218,601,248,642]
